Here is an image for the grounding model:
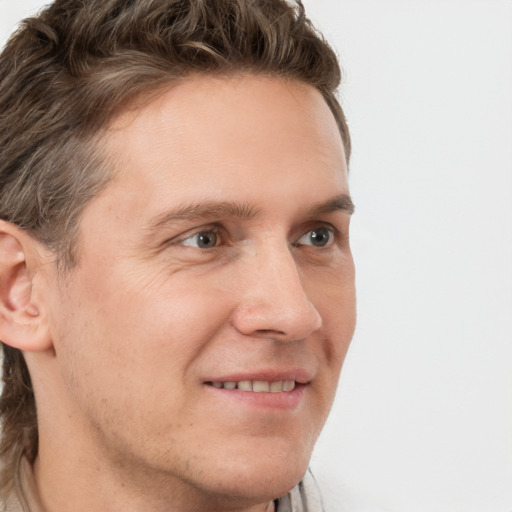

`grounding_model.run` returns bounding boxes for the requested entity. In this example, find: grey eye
[297,227,333,247]
[181,230,219,249]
